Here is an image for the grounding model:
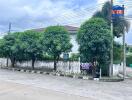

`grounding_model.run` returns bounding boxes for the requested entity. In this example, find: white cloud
[0,0,97,32]
[97,0,108,4]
